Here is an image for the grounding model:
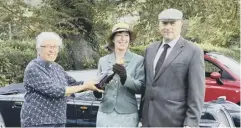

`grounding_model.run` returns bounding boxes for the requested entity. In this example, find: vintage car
[0,70,99,127]
[0,68,239,127]
[200,98,239,127]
